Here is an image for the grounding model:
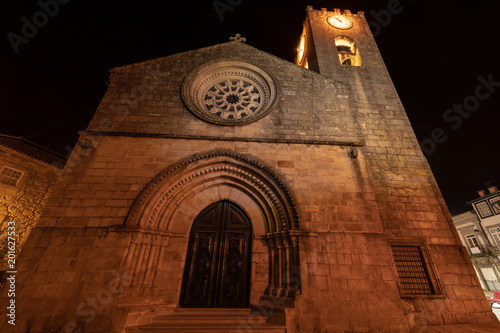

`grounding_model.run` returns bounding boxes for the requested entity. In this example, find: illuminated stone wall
[1,7,497,333]
[0,145,62,271]
[298,7,496,329]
